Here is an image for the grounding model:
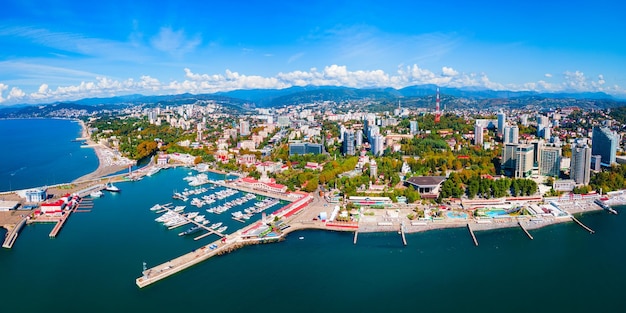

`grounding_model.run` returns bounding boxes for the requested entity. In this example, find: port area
[136,189,626,288]
[1,194,93,248]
